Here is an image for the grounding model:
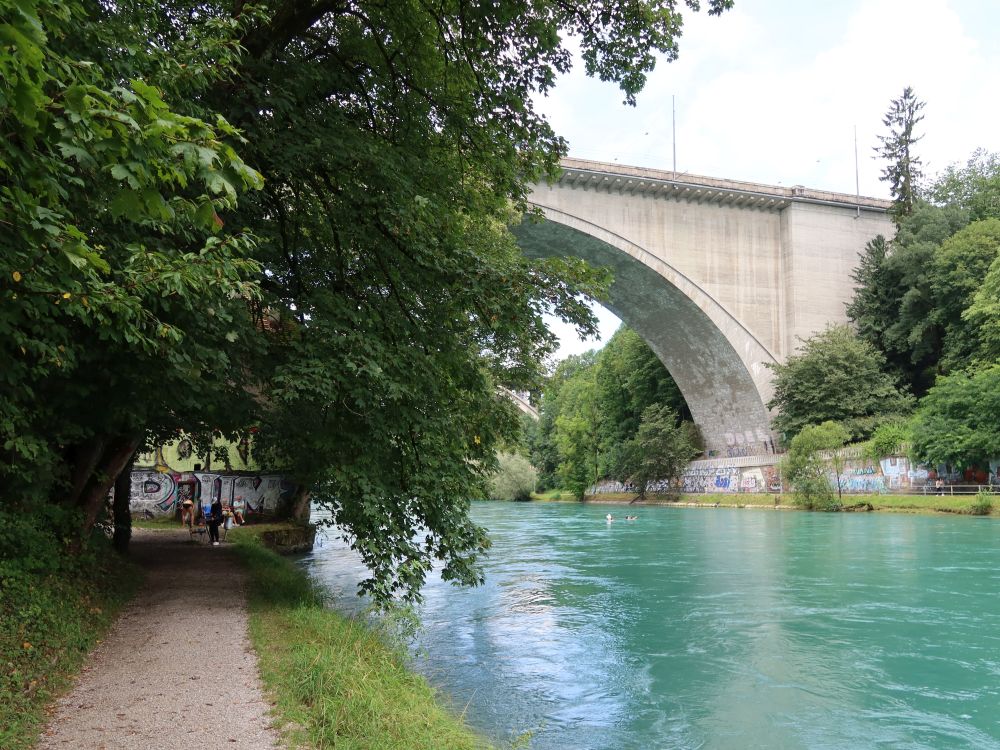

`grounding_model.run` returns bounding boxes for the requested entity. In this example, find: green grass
[132,514,180,529]
[530,489,576,501]
[134,516,309,536]
[0,535,141,750]
[865,493,993,514]
[537,489,997,516]
[232,537,493,750]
